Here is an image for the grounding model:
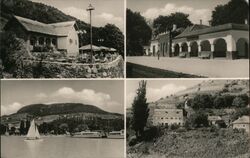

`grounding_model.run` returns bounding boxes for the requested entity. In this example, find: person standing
[157,50,160,60]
